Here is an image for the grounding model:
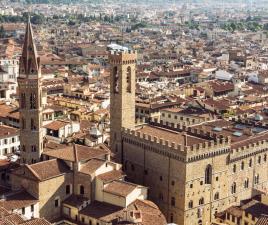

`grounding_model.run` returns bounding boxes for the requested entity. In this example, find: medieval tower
[109,49,137,162]
[18,17,43,164]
